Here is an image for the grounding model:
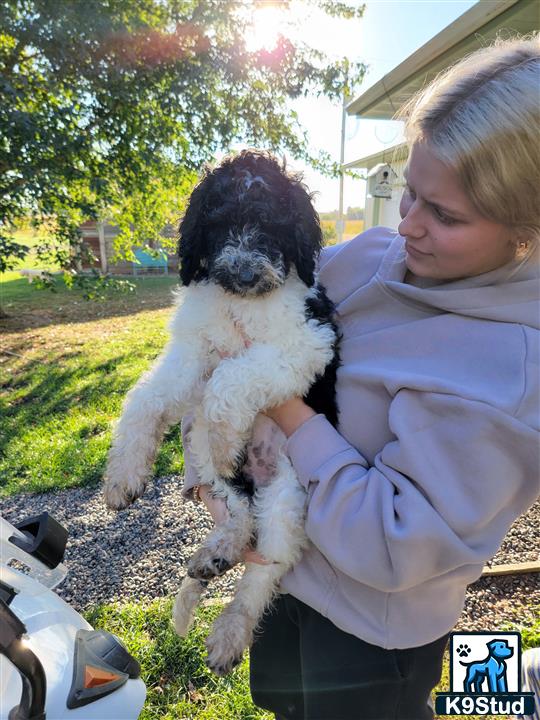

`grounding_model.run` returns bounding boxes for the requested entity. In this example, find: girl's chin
[405,254,432,275]
[405,254,449,282]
